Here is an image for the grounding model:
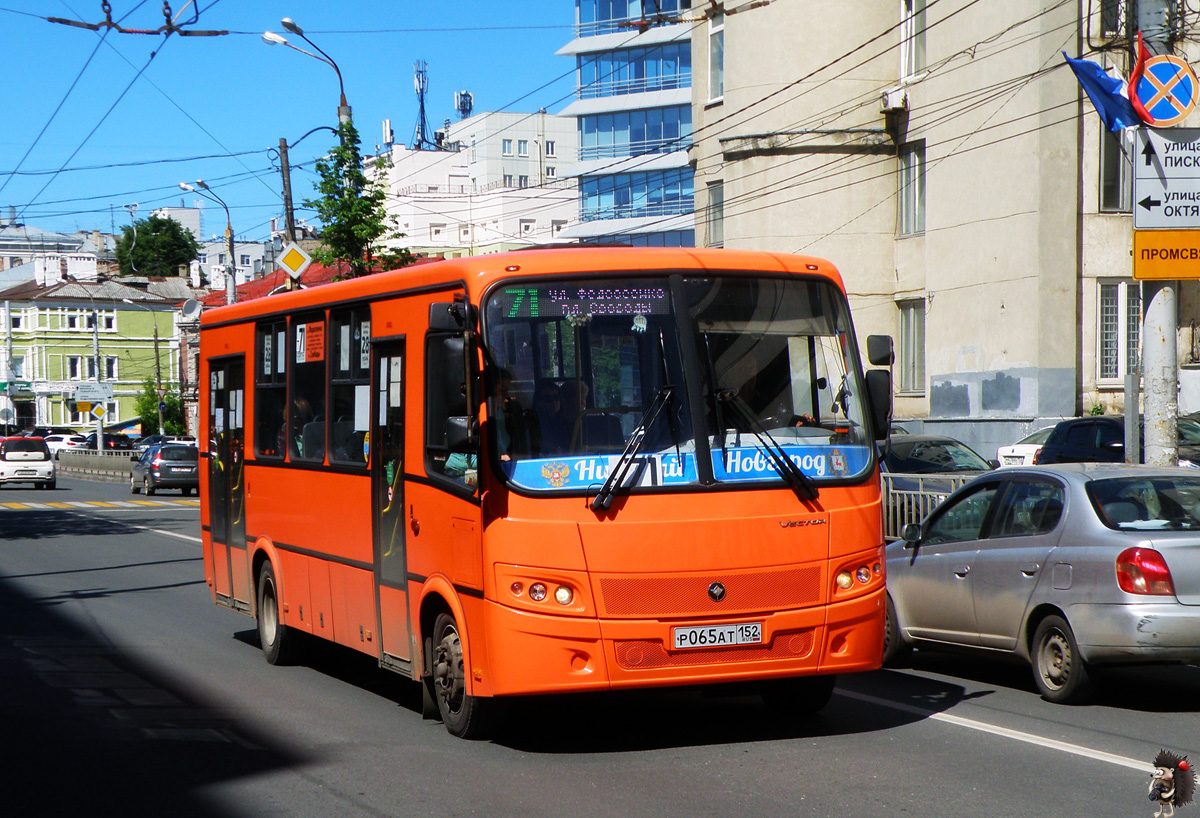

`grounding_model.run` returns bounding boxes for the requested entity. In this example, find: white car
[44,433,88,458]
[0,438,56,489]
[996,426,1054,467]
